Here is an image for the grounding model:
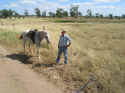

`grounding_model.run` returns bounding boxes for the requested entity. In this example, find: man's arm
[58,36,61,48]
[66,35,72,48]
